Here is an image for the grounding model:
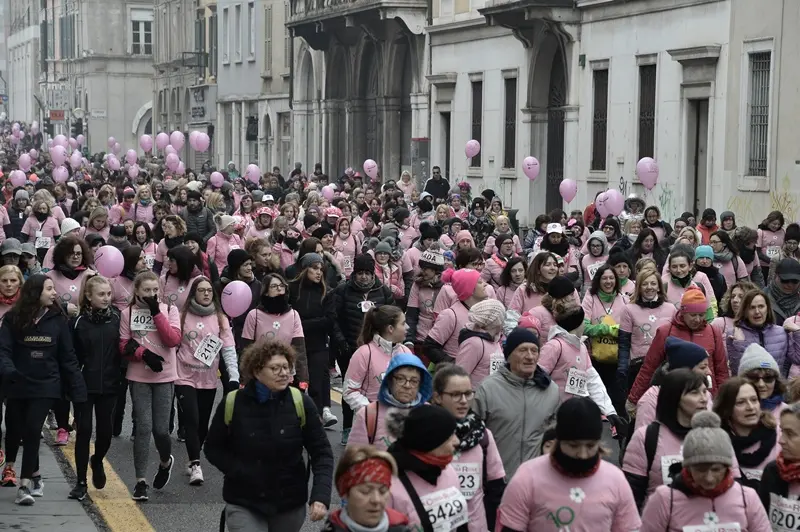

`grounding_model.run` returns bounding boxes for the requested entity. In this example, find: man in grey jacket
[473,327,560,478]
[181,190,216,243]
